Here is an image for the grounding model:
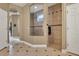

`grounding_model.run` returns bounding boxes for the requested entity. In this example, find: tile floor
[0,35,78,56]
[0,43,78,56]
[0,47,9,56]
